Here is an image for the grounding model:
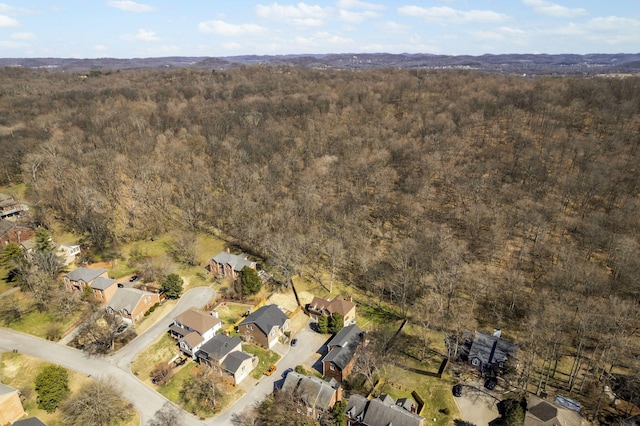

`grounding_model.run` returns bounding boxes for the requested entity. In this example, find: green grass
[3,305,84,339]
[131,334,179,378]
[243,344,281,380]
[213,303,248,327]
[157,360,197,402]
